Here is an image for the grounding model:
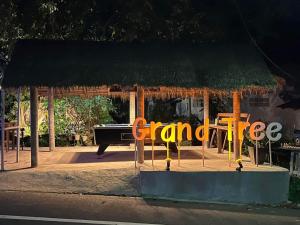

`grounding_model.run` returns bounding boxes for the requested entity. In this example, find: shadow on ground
[58,149,206,164]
